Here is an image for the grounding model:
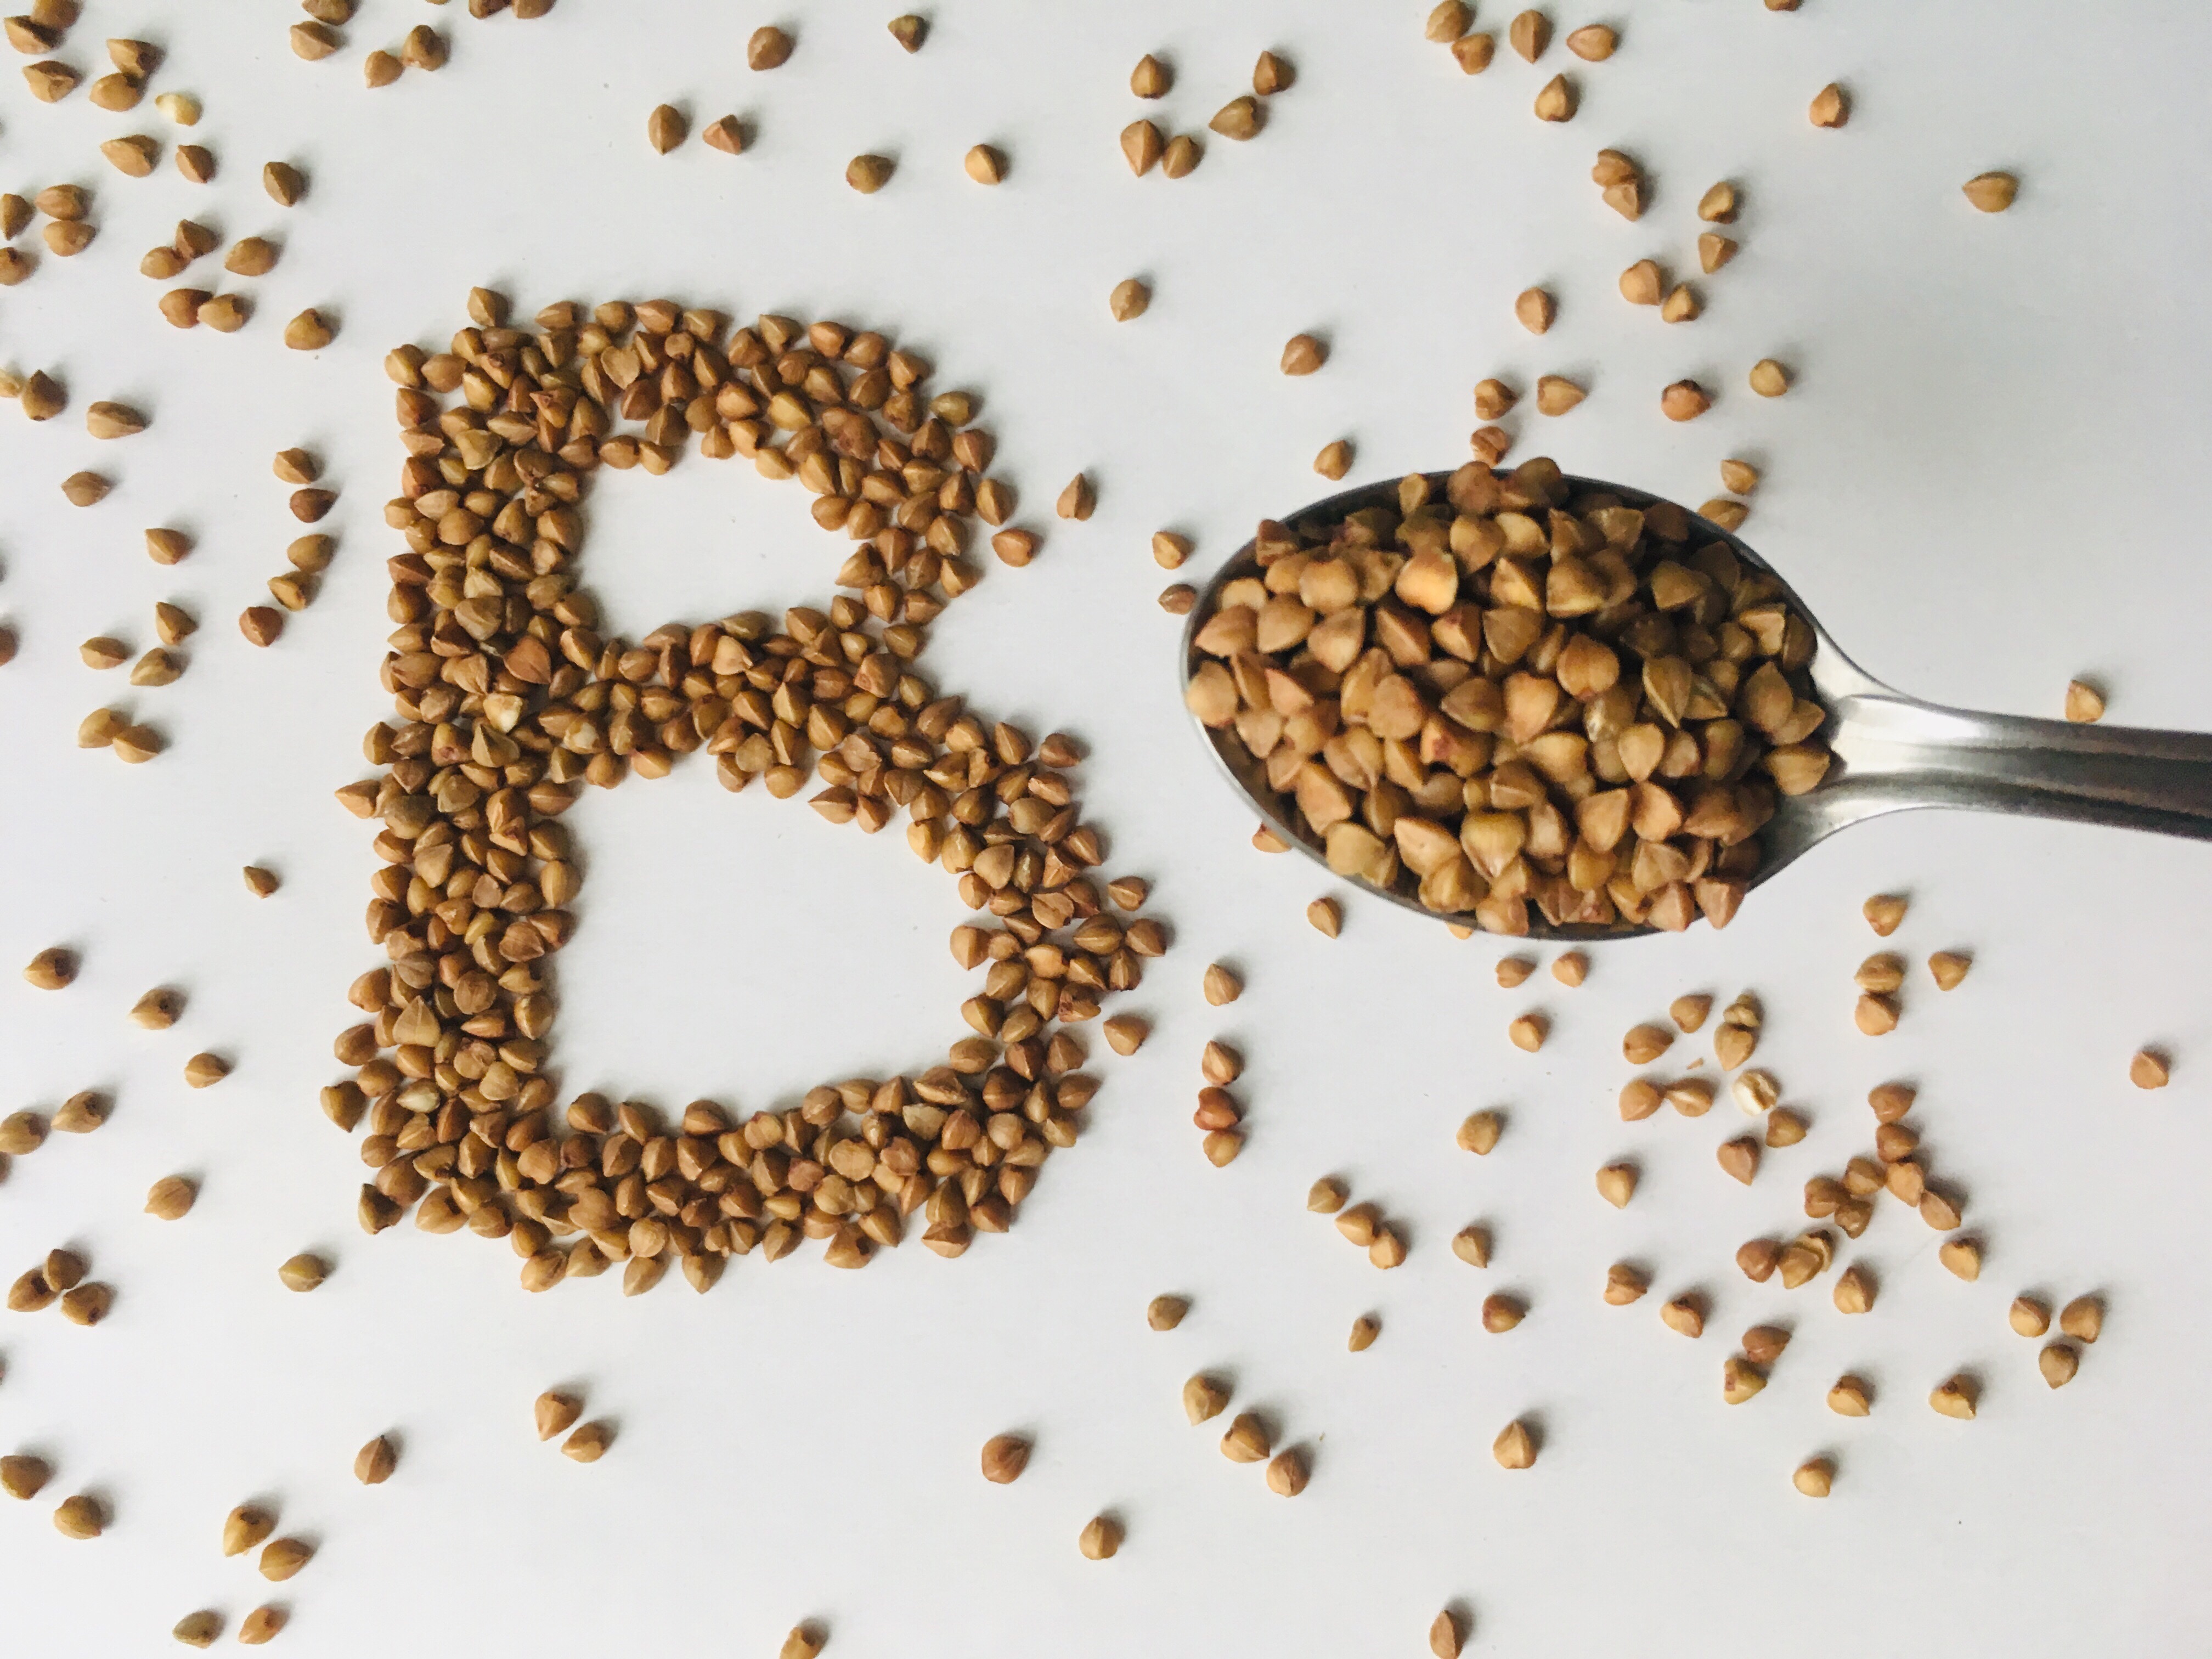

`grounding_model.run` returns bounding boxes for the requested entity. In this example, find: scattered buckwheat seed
[1929,1375,1978,1420]
[1963,171,2017,212]
[981,1433,1030,1483]
[1566,24,1615,59]
[1280,334,1325,375]
[1595,1163,1636,1209]
[1793,1458,1833,1497]
[1492,1419,1537,1469]
[747,26,793,69]
[2060,1296,2102,1344]
[1109,279,1150,321]
[354,1435,397,1484]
